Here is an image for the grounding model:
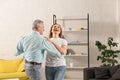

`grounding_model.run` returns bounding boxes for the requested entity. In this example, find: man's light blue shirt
[15,31,61,63]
